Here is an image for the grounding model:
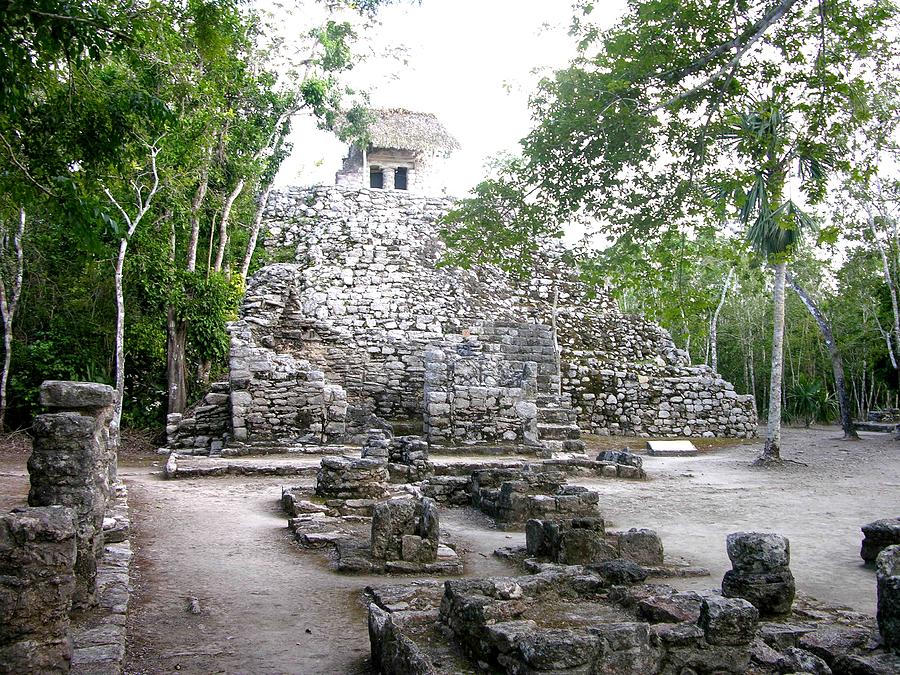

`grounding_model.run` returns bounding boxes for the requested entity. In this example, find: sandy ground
[0,425,897,673]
